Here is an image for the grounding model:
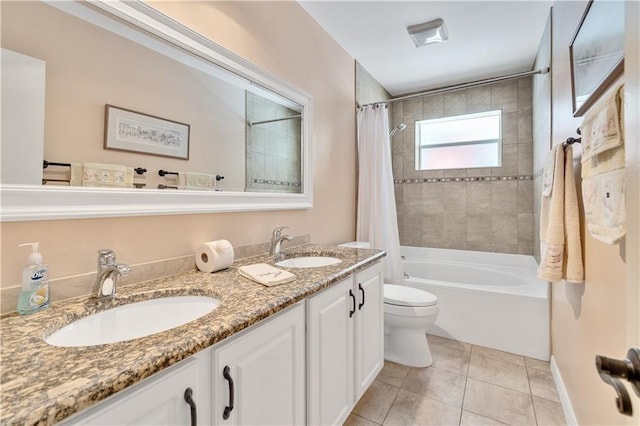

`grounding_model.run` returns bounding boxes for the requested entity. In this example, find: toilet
[338,242,439,368]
